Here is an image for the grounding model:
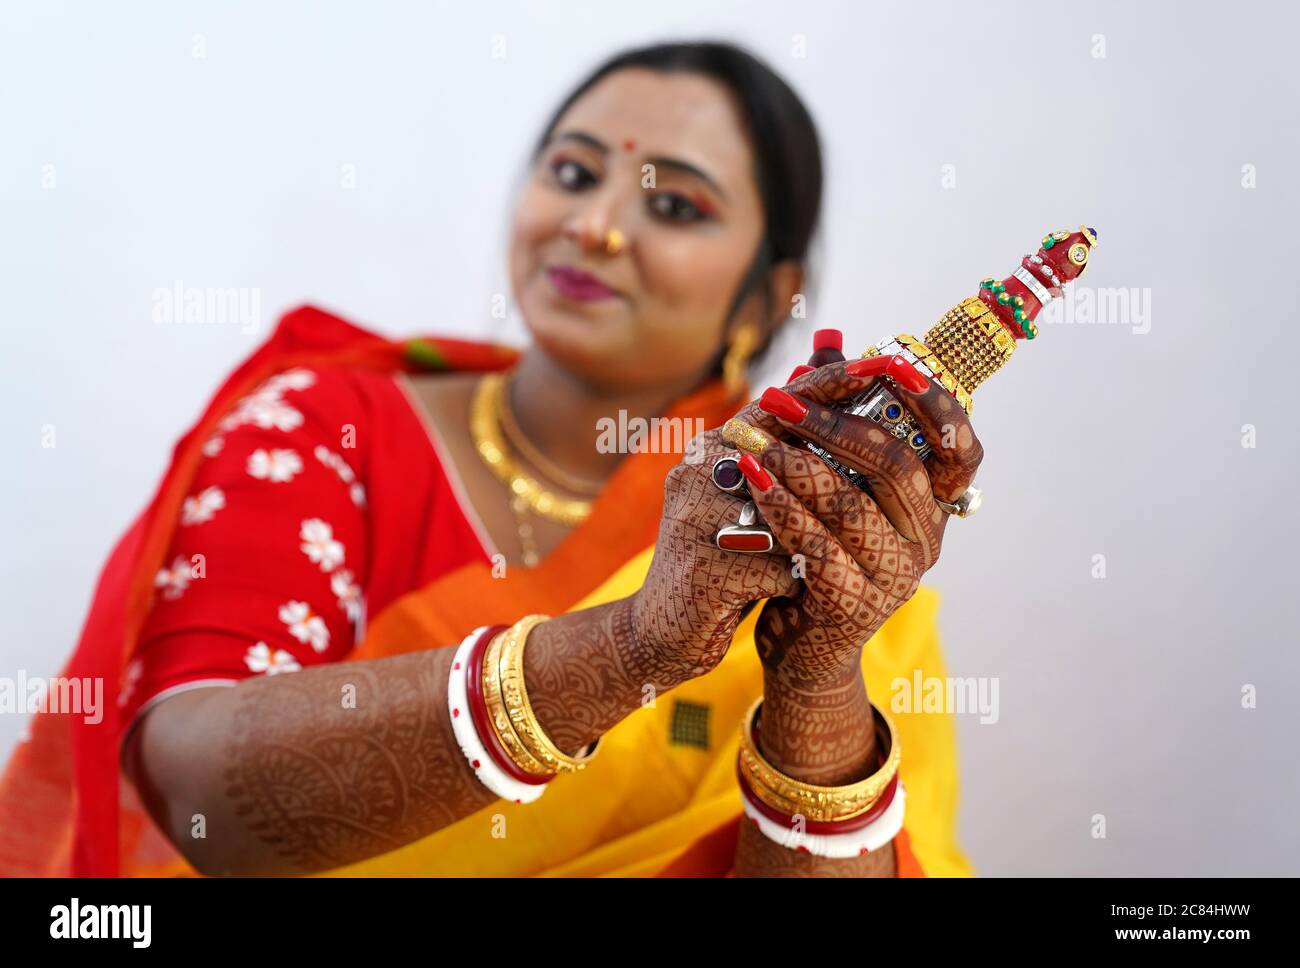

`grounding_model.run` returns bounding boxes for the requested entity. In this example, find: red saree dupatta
[0,306,518,876]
